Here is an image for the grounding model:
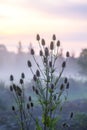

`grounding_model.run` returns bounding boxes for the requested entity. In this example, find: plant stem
[44,56,49,130]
